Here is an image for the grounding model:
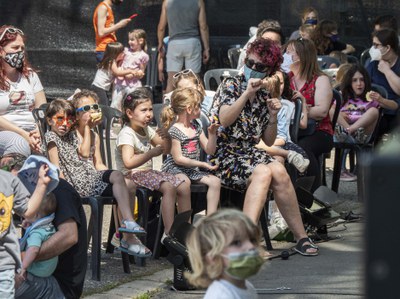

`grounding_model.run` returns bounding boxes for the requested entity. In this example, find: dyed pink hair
[246,38,283,74]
